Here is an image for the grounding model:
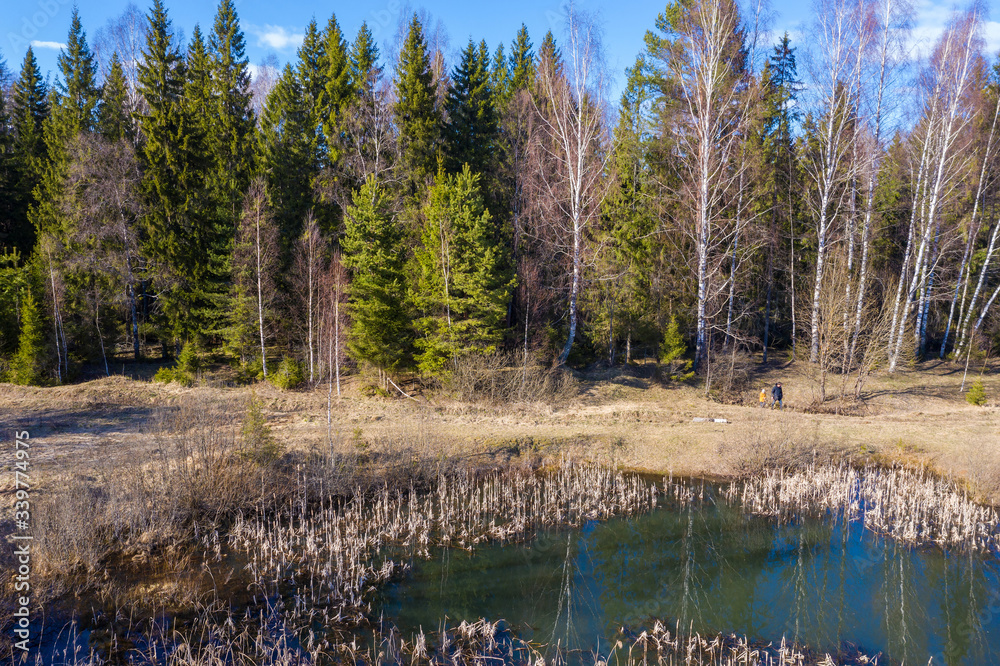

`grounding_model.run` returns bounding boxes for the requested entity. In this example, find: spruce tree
[350,22,380,93]
[297,19,327,155]
[258,64,317,247]
[491,43,511,104]
[0,58,17,255]
[137,0,195,339]
[394,14,441,195]
[27,9,100,368]
[320,13,352,165]
[444,40,498,178]
[602,59,658,361]
[8,48,49,256]
[510,25,535,92]
[413,166,515,375]
[33,6,100,237]
[11,290,46,385]
[760,33,801,359]
[341,176,409,376]
[208,2,256,342]
[98,53,131,143]
[179,25,227,339]
[537,31,560,78]
[209,0,255,218]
